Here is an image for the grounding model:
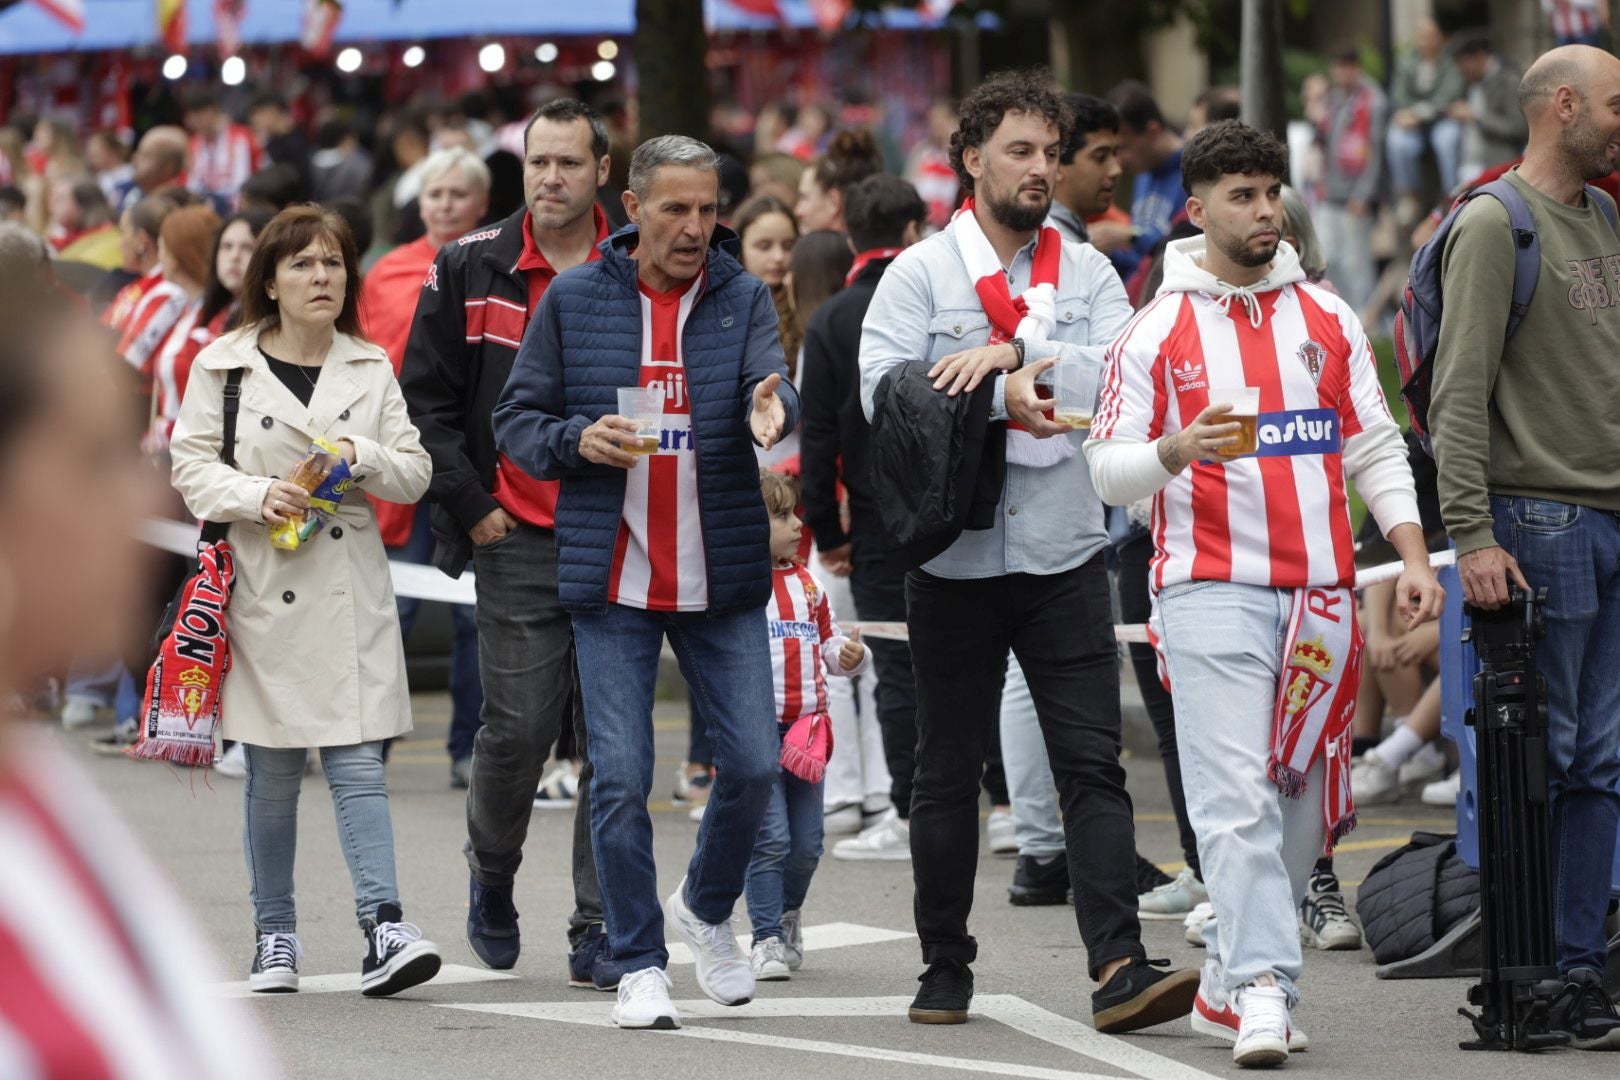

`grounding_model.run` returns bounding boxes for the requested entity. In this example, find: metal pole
[1239,0,1288,143]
